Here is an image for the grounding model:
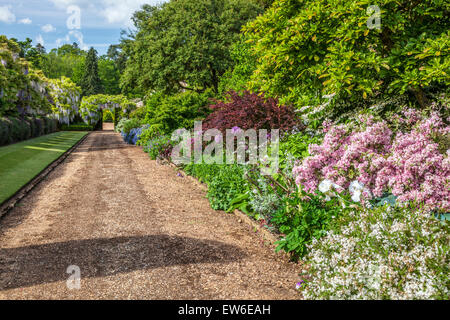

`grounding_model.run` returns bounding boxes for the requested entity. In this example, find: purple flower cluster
[293,110,449,211]
[122,125,149,145]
